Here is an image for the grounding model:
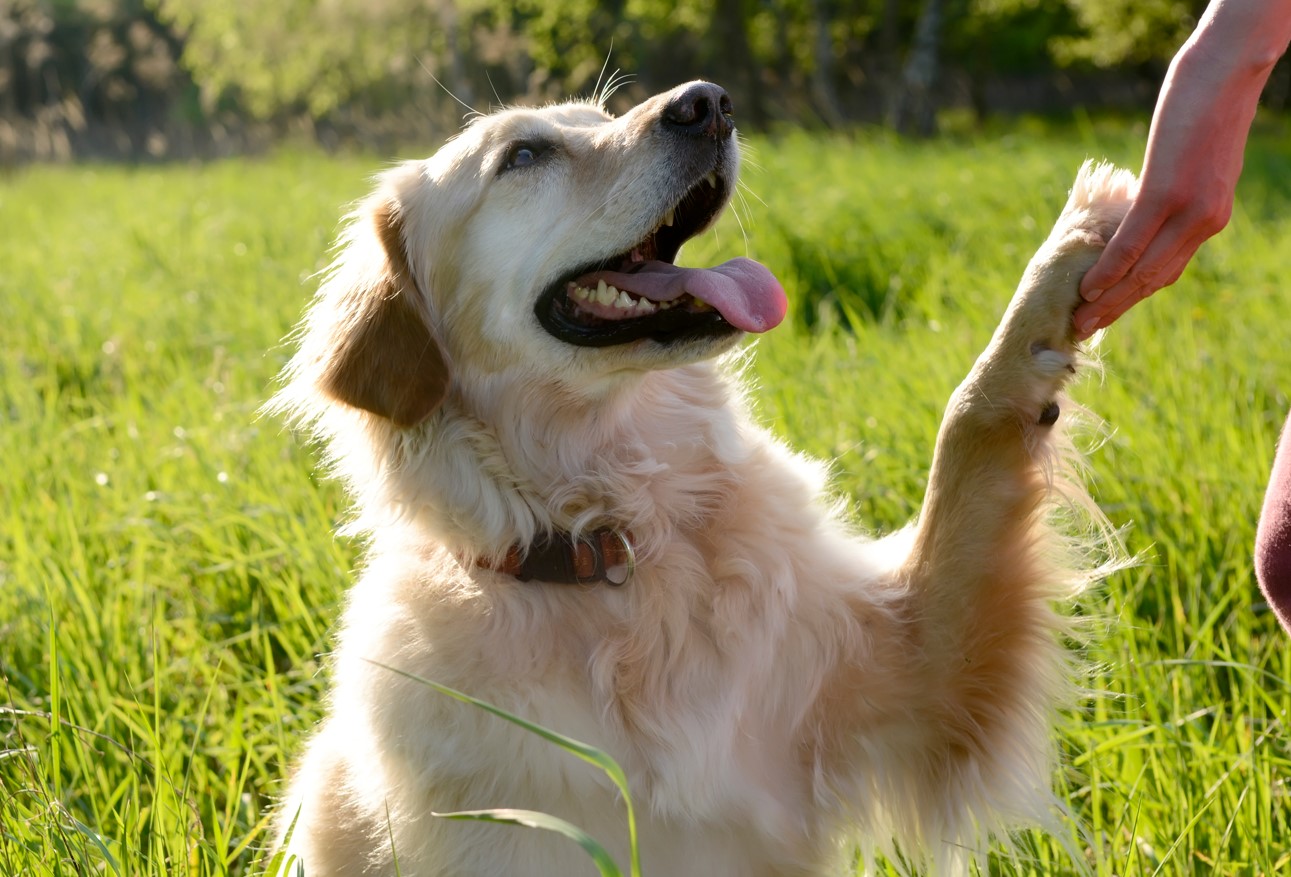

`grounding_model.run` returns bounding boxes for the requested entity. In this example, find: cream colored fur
[267,82,1137,876]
